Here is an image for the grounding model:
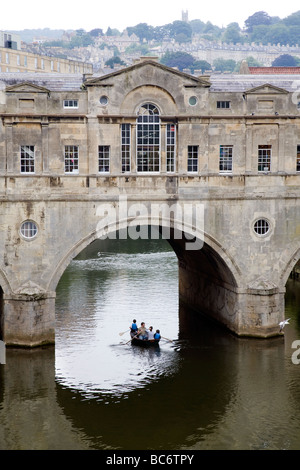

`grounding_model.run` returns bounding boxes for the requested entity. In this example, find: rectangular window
[297,145,300,172]
[64,145,79,173]
[187,145,198,172]
[219,145,233,173]
[63,99,78,108]
[98,145,110,173]
[137,120,160,172]
[166,124,176,172]
[258,145,272,172]
[20,145,35,173]
[217,101,230,109]
[121,124,131,173]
